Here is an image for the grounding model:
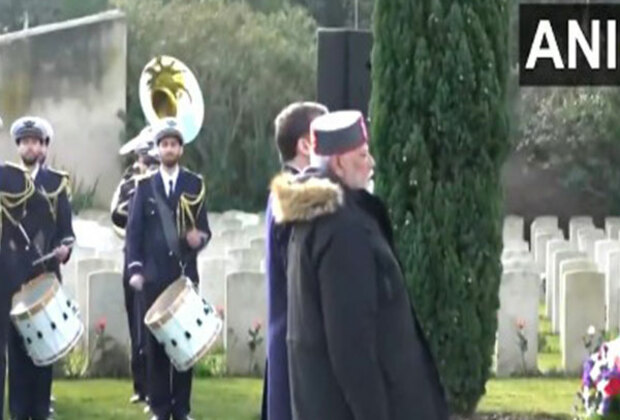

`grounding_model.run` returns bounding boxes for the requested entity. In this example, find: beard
[21,155,38,166]
[161,154,180,168]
